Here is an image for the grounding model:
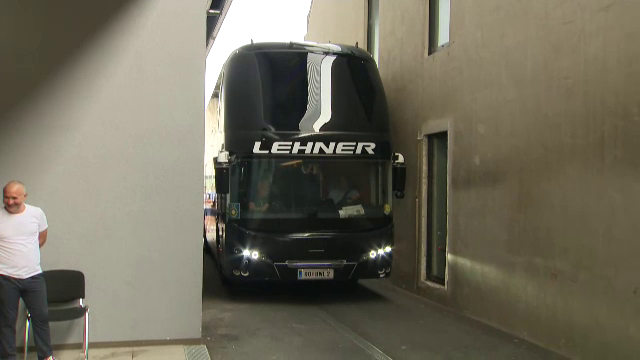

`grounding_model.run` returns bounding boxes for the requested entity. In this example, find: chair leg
[23,314,30,360]
[83,310,89,360]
